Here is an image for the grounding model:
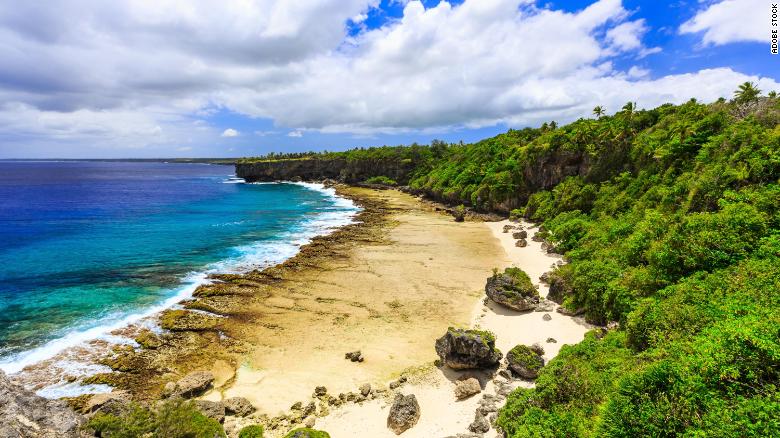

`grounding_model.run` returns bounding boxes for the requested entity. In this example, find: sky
[0,0,777,158]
